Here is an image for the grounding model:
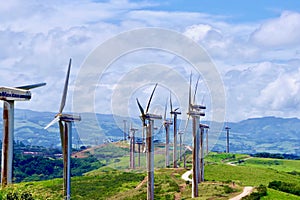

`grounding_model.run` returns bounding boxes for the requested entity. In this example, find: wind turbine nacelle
[191,104,206,110]
[61,114,81,122]
[200,124,209,129]
[146,113,162,120]
[188,110,205,117]
[170,111,181,115]
[0,87,31,101]
[163,120,173,125]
